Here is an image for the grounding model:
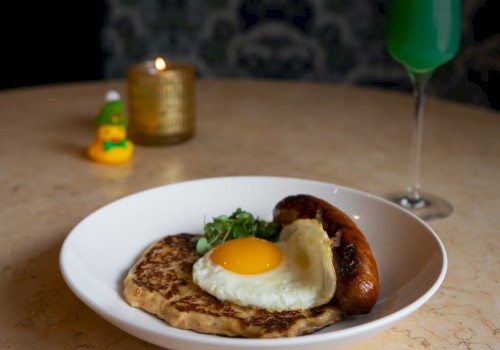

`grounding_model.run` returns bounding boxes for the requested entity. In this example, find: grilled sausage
[273,194,379,315]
